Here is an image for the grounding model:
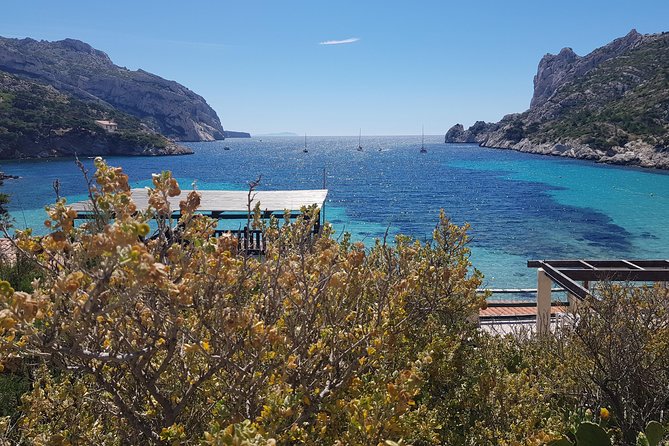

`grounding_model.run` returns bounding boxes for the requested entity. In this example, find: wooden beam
[621,260,644,270]
[558,269,669,281]
[536,268,552,334]
[528,259,669,298]
[530,261,590,300]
